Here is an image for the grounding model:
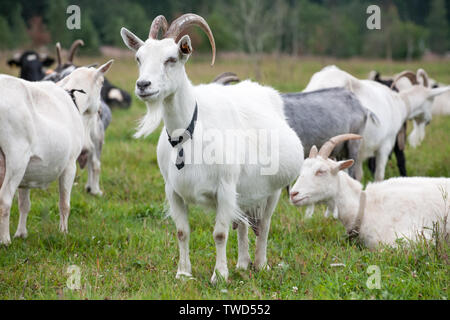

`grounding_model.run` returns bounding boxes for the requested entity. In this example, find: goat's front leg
[236,222,251,270]
[255,190,281,270]
[85,124,104,196]
[305,204,315,218]
[14,188,30,238]
[374,146,391,181]
[85,149,102,196]
[58,163,76,233]
[167,186,191,279]
[211,182,236,283]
